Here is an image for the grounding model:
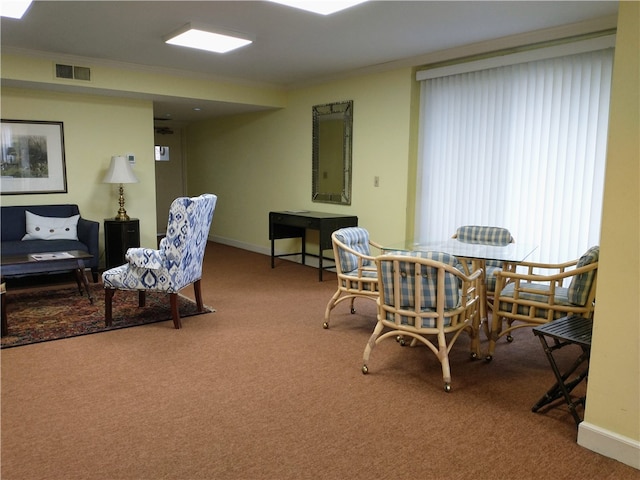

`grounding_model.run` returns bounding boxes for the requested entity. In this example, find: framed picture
[0,120,67,195]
